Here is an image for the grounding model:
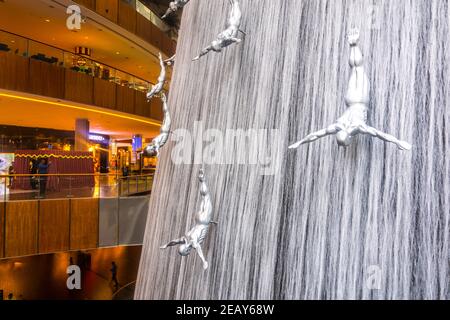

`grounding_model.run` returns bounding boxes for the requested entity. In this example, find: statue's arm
[289,123,343,149]
[160,237,186,249]
[358,125,412,150]
[193,242,208,270]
